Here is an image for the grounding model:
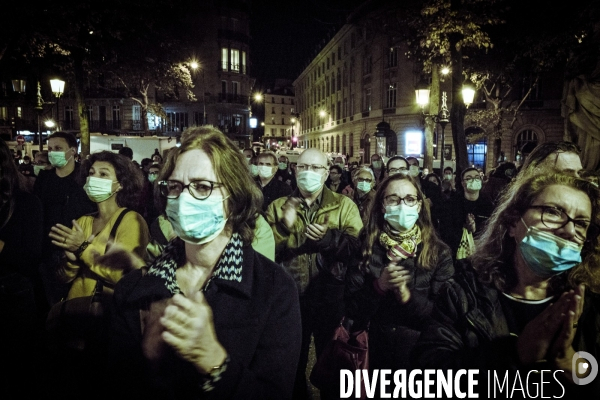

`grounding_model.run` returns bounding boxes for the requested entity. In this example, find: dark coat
[439,191,495,258]
[345,239,454,370]
[107,244,302,400]
[413,260,600,397]
[256,176,293,211]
